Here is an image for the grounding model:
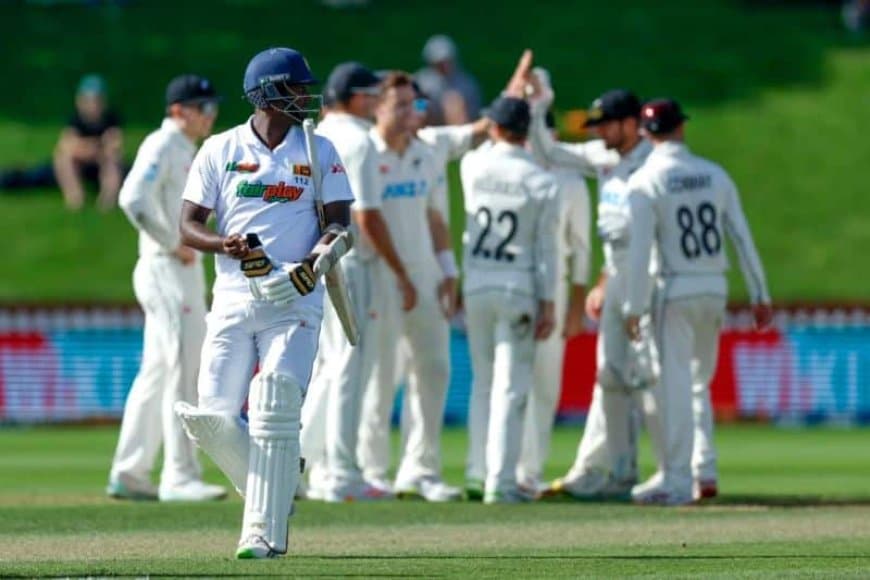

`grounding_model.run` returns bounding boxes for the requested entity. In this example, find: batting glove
[257,260,318,306]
